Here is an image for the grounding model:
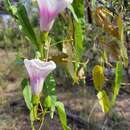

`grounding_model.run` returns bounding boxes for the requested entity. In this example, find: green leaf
[43,75,57,118]
[30,110,35,130]
[68,5,79,22]
[50,96,57,119]
[30,109,35,122]
[115,62,123,95]
[56,102,71,130]
[112,61,123,106]
[43,75,56,96]
[44,95,52,108]
[4,0,17,16]
[125,26,130,32]
[17,4,39,48]
[4,0,11,11]
[74,21,84,60]
[72,0,84,18]
[10,5,17,15]
[117,15,128,66]
[22,79,32,110]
